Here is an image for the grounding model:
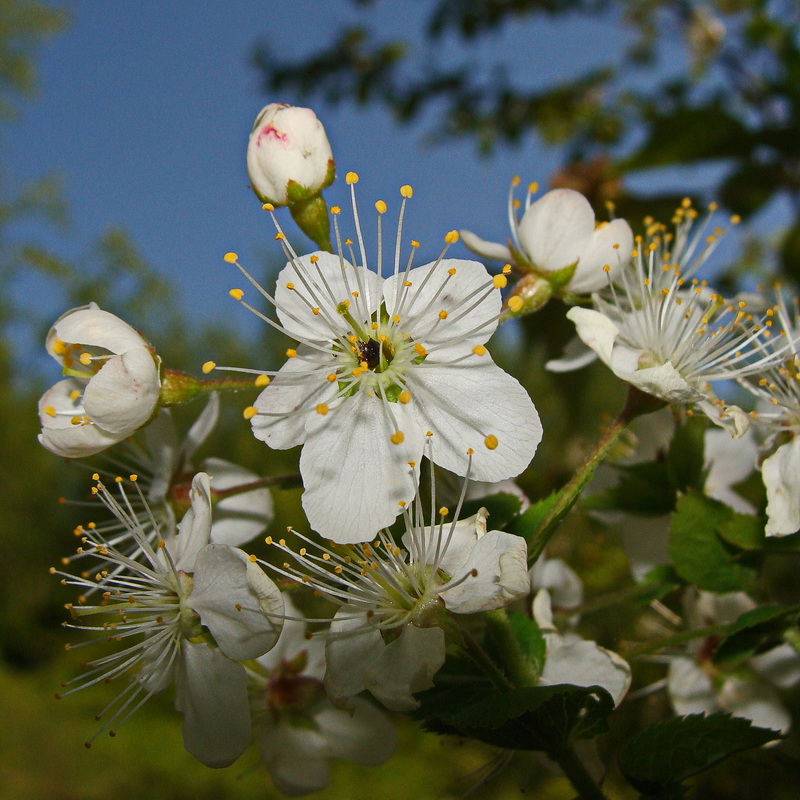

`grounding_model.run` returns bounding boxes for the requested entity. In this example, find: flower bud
[247,103,335,207]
